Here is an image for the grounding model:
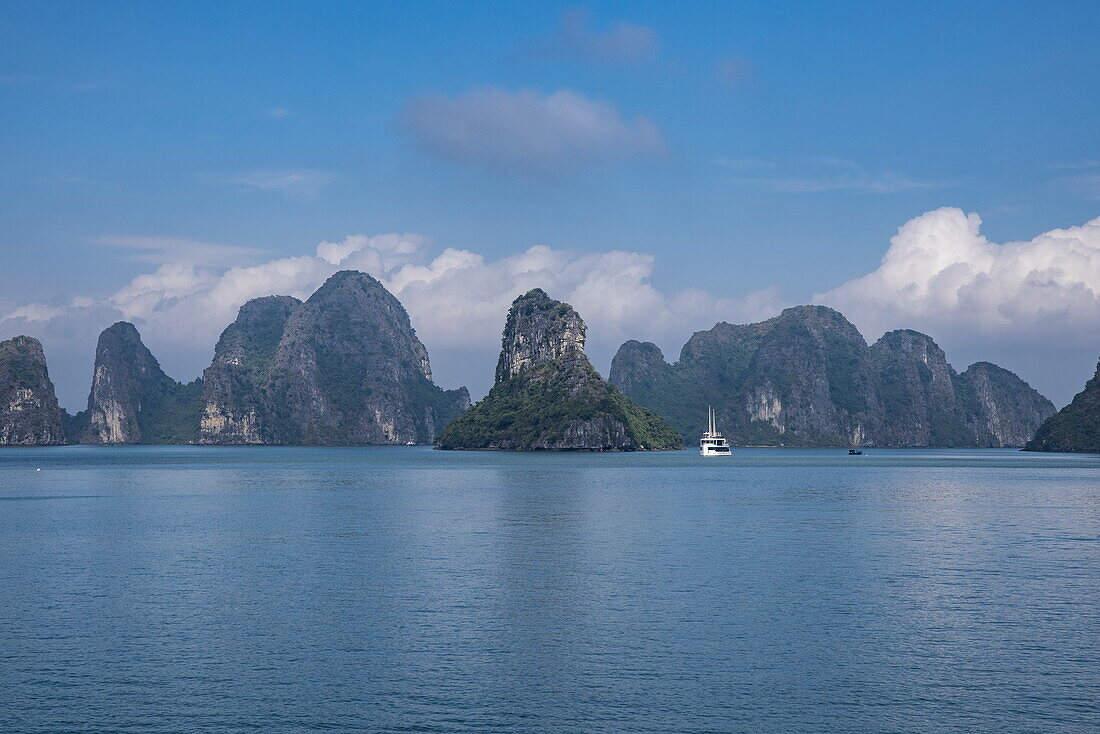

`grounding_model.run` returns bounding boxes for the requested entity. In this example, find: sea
[1,446,1098,733]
